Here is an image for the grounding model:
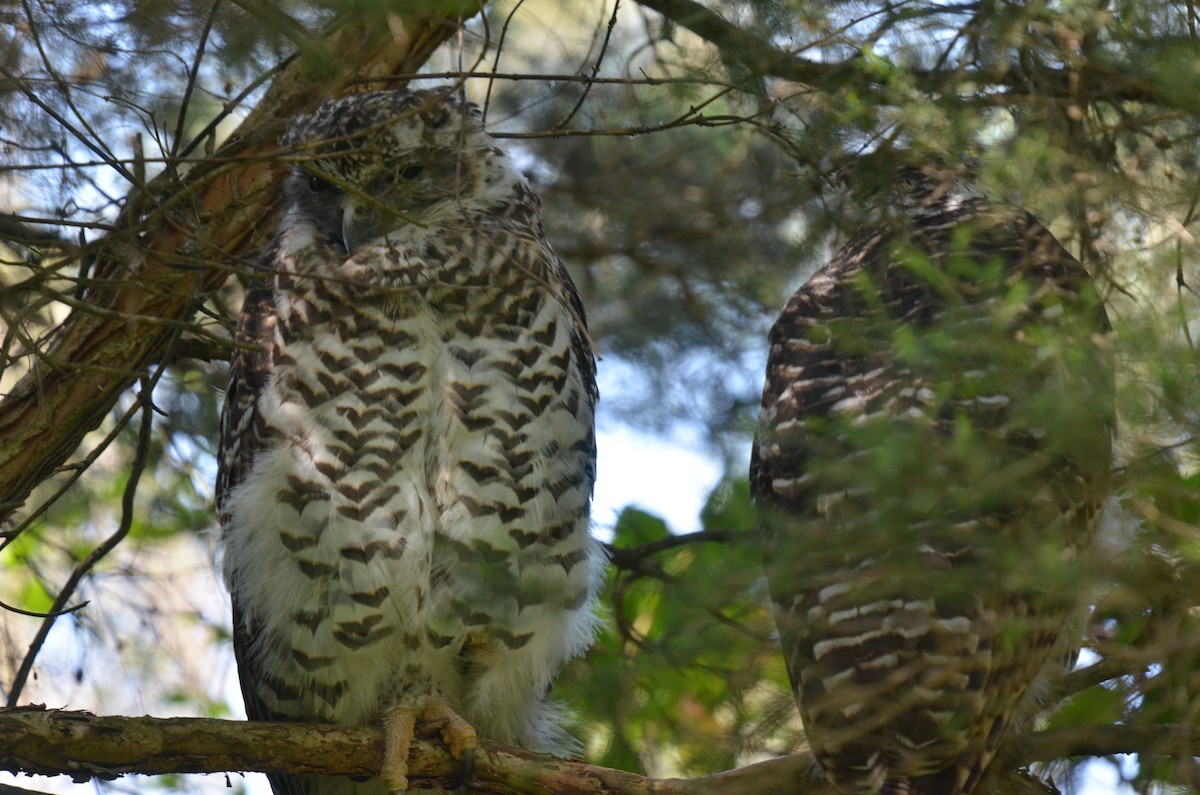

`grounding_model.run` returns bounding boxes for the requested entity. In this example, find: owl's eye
[400,165,424,180]
[308,175,333,192]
